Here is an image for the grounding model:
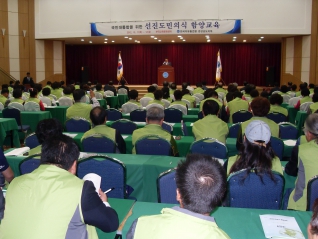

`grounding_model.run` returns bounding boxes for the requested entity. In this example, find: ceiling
[56,34,296,45]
